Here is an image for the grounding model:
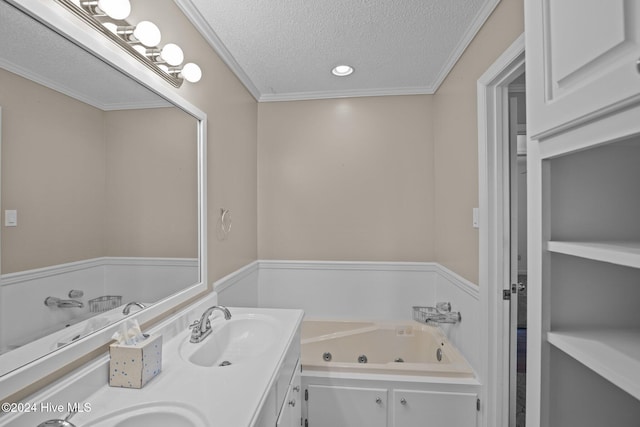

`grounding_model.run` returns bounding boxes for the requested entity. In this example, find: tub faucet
[189,306,232,343]
[122,301,146,315]
[44,296,84,309]
[412,302,461,324]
